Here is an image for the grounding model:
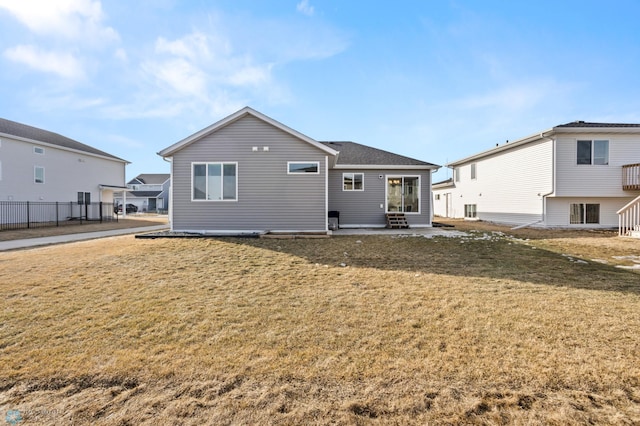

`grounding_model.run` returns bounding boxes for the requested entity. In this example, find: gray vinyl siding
[171,115,328,232]
[328,168,432,227]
